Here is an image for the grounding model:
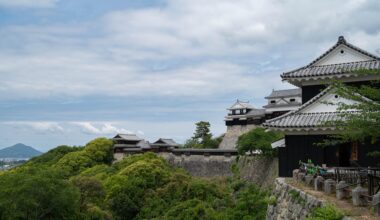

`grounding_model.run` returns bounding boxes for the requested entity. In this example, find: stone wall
[160,153,237,177]
[266,178,323,220]
[219,124,258,149]
[160,153,278,188]
[238,156,278,187]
